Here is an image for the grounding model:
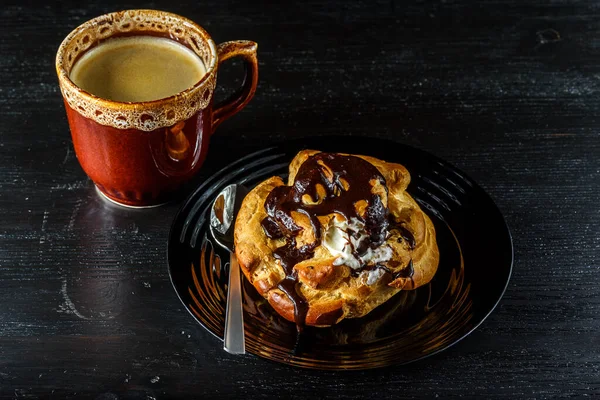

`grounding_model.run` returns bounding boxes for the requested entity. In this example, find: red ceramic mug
[56,10,258,207]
